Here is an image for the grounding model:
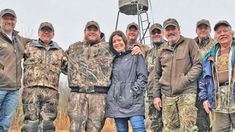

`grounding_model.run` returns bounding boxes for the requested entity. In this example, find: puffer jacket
[106,52,148,118]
